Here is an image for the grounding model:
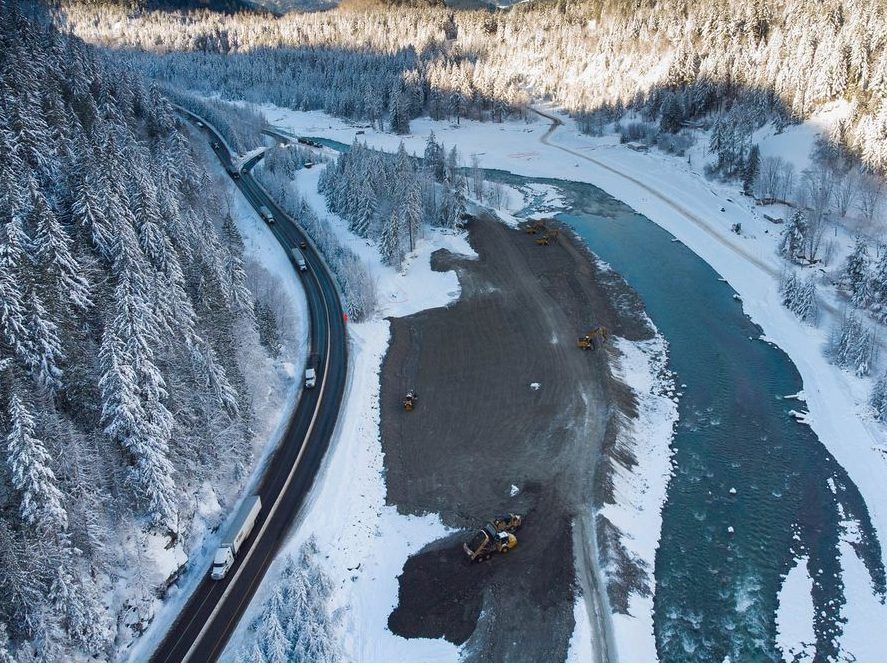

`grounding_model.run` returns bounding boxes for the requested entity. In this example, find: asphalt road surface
[150,109,347,662]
